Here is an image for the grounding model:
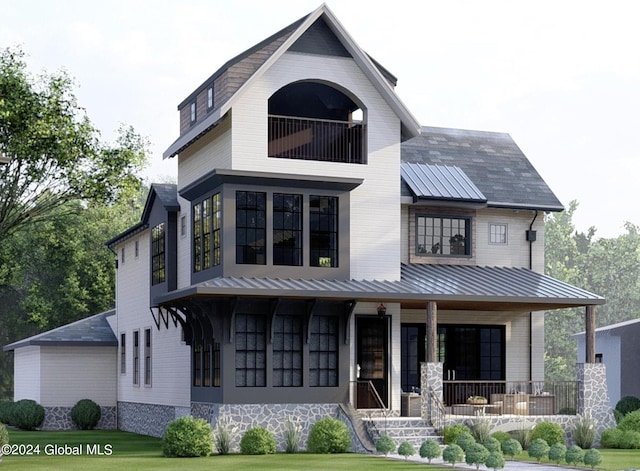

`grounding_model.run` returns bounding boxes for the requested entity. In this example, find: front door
[356,316,388,408]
